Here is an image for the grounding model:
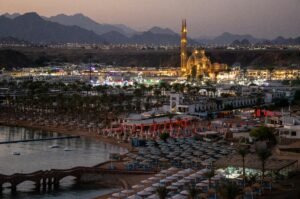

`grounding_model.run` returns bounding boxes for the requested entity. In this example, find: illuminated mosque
[180,19,228,80]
